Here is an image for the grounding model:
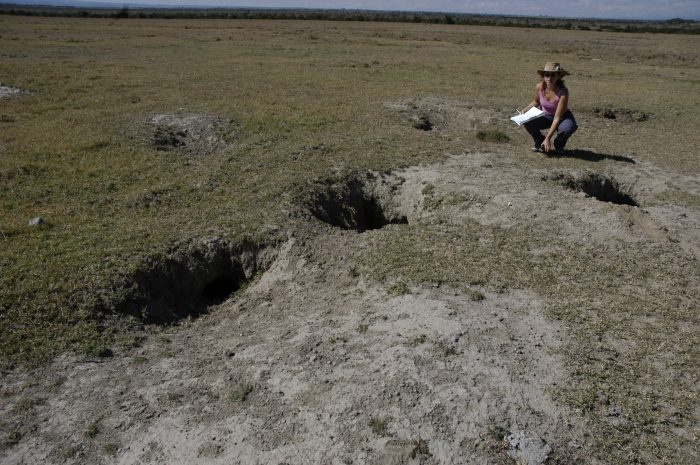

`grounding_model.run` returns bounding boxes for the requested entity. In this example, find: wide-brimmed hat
[537,62,569,77]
